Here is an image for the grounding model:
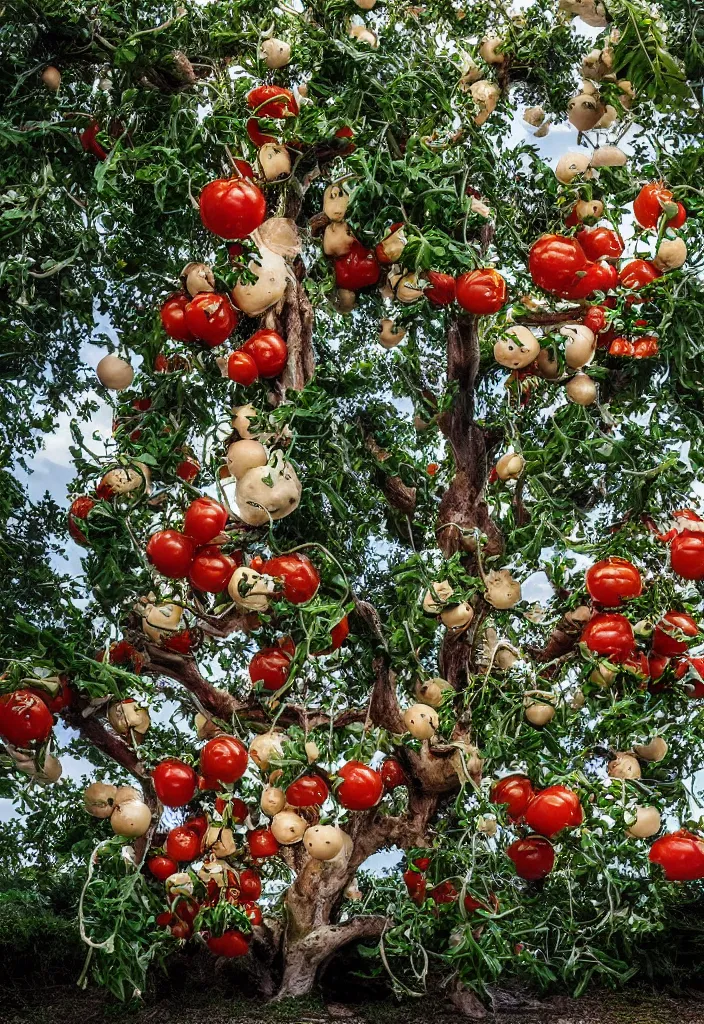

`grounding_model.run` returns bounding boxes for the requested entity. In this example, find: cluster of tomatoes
[402,855,496,917]
[0,678,74,749]
[580,554,703,694]
[491,776,582,881]
[146,495,236,587]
